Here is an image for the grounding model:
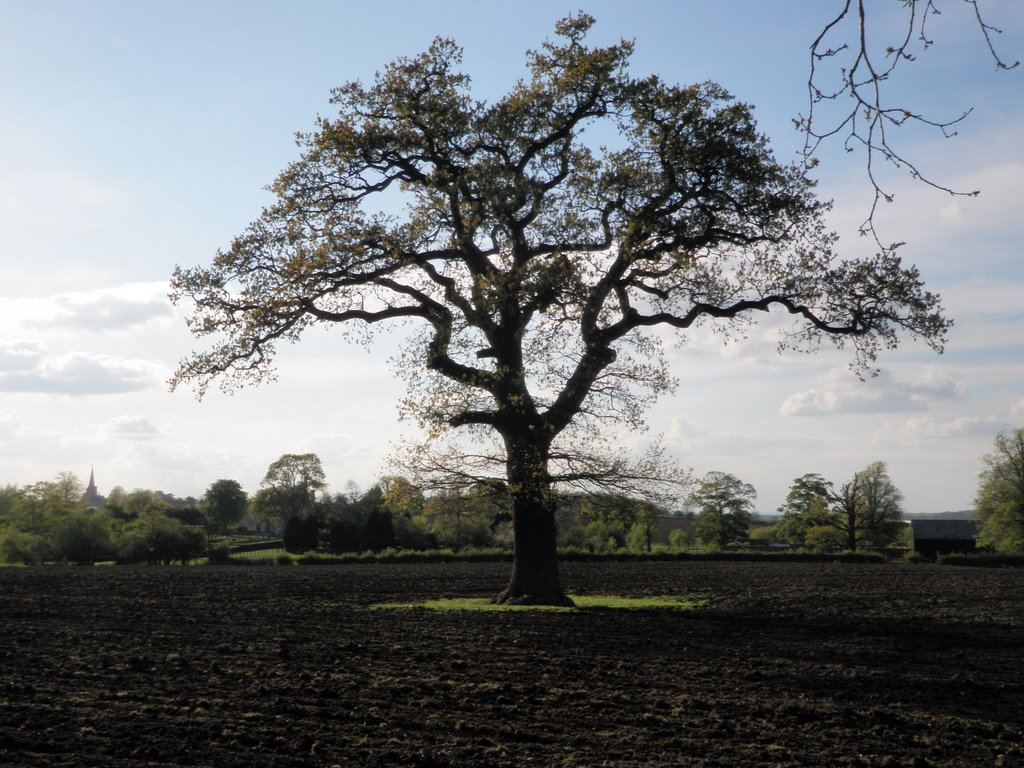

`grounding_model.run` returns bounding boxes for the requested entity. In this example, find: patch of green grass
[369,594,707,612]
